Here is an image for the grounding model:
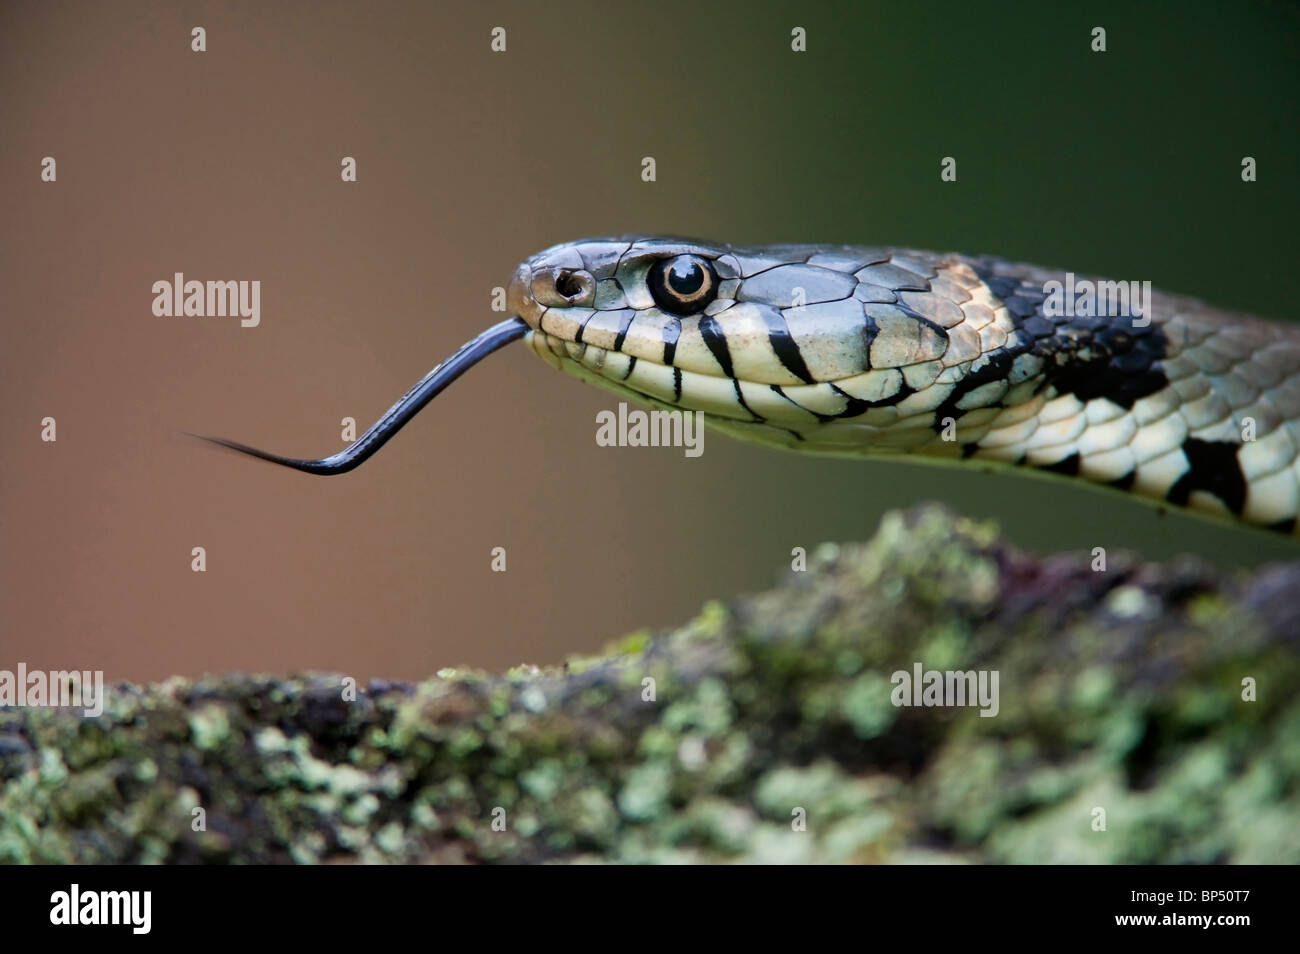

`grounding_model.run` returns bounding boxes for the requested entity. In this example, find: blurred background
[2,0,1298,682]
